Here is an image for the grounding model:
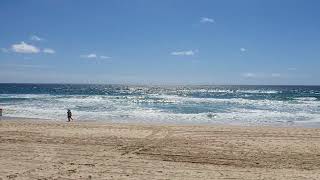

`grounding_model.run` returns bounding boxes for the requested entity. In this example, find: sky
[1,0,320,85]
